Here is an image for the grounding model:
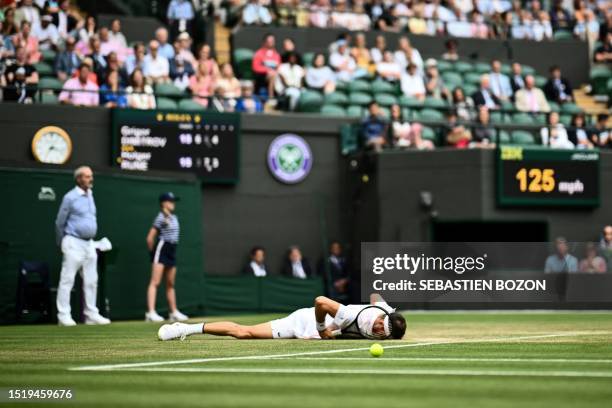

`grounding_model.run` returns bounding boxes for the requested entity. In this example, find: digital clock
[496,146,599,207]
[112,109,240,184]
